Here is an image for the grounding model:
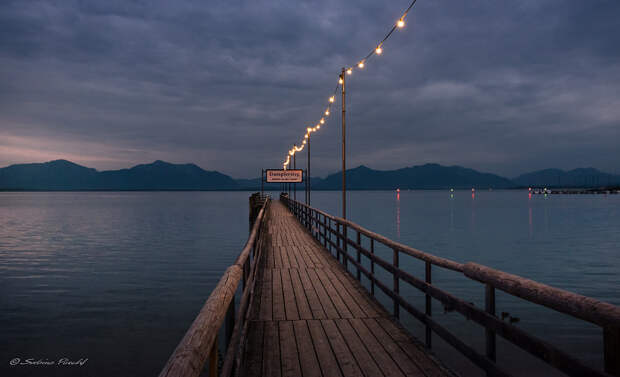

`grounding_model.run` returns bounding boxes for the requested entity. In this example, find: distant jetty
[530,187,620,195]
